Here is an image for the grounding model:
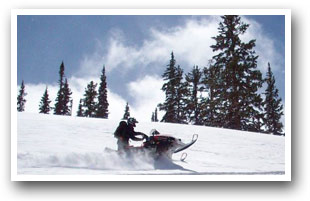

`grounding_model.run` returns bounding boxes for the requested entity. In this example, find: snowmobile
[105,129,198,161]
